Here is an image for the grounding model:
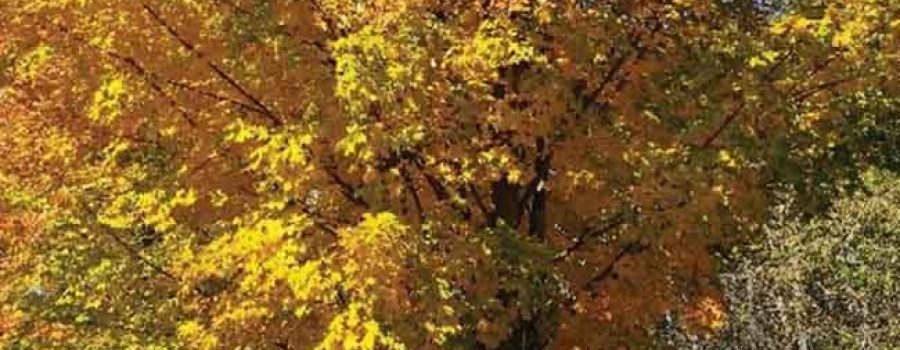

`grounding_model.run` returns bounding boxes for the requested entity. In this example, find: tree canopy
[1,1,900,349]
